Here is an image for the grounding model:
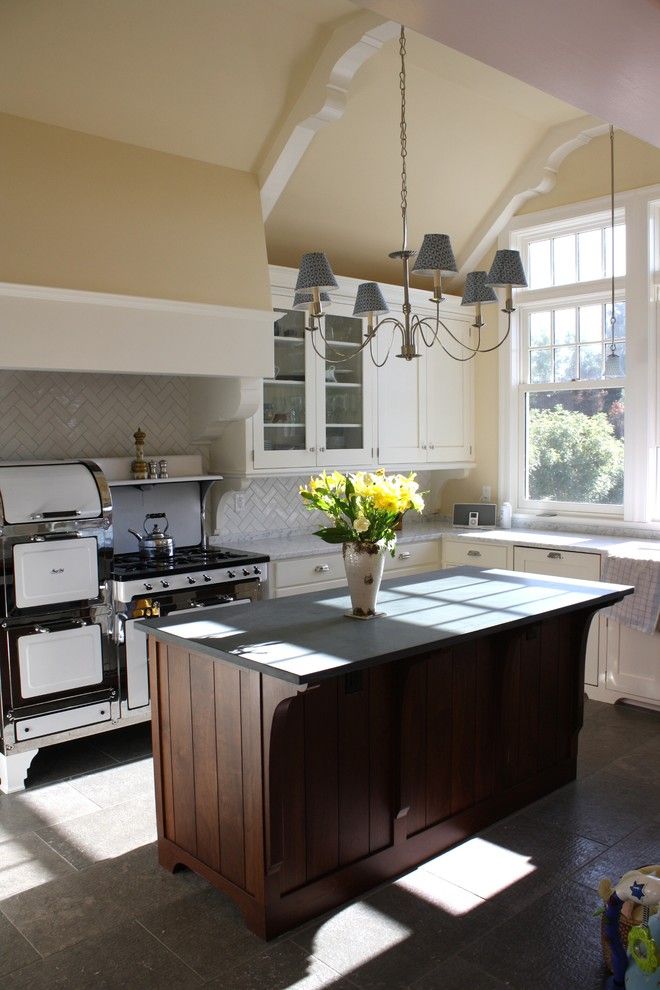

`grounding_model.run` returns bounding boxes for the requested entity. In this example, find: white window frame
[499,186,660,528]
